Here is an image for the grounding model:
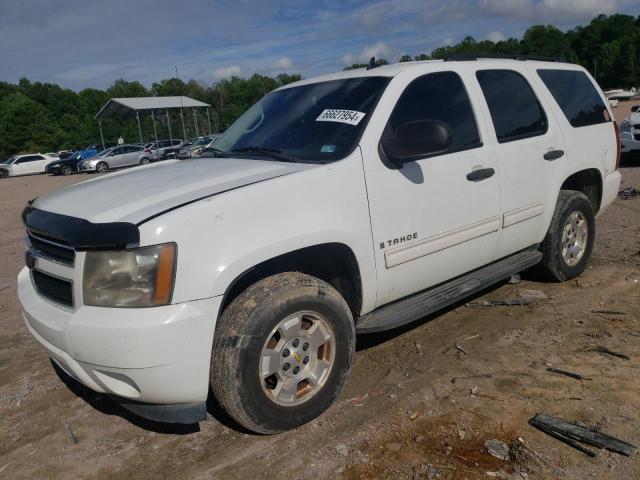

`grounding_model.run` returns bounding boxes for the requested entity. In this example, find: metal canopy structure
[94,96,212,151]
